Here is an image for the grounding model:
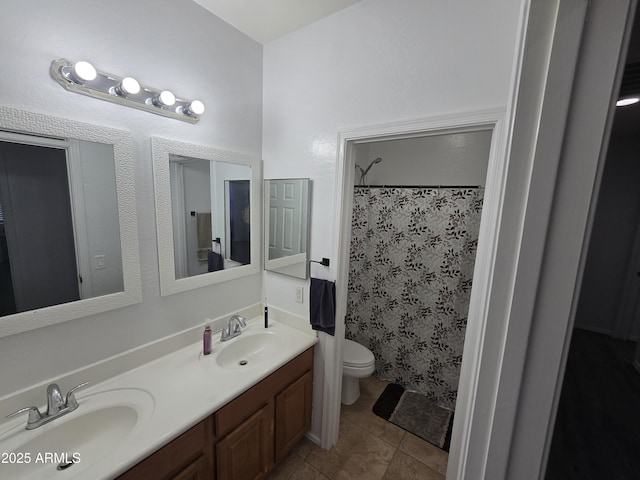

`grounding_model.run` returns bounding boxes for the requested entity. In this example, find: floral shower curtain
[346,187,484,410]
